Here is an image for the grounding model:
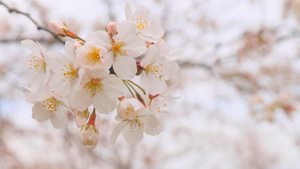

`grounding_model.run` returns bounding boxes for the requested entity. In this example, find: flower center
[125,107,139,120]
[42,97,58,113]
[145,63,164,78]
[84,79,103,97]
[111,39,126,56]
[29,56,45,71]
[85,47,102,64]
[136,17,149,31]
[60,64,78,81]
[129,118,144,131]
